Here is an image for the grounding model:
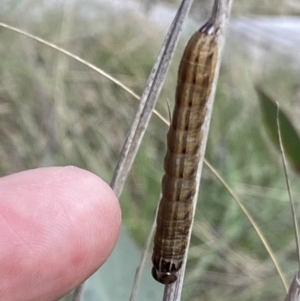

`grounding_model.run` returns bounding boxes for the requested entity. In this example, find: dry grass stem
[110,0,195,197]
[276,102,300,300]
